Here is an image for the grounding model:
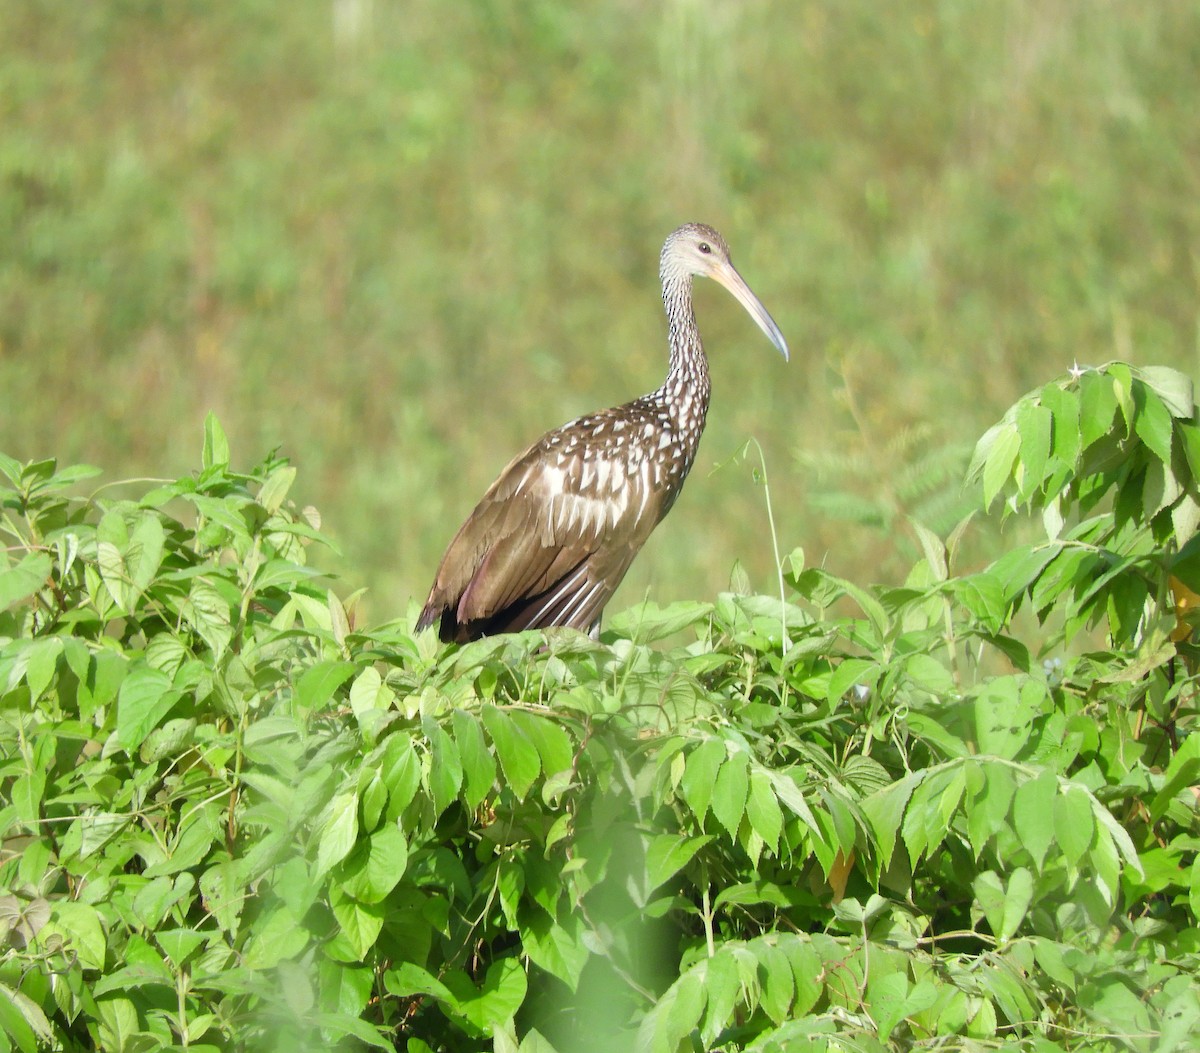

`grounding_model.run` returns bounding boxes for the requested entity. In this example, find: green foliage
[3,381,1200,1051]
[3,2,1199,615]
